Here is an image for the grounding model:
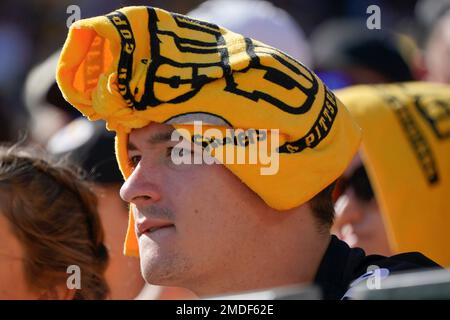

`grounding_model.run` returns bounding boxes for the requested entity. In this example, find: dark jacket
[314,235,442,299]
